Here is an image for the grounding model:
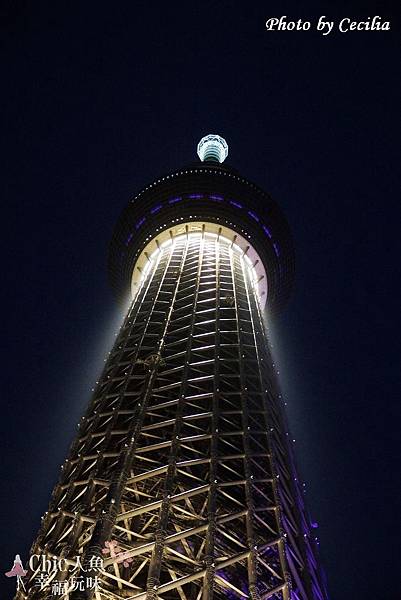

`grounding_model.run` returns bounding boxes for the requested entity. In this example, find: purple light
[168,197,182,204]
[209,194,223,201]
[248,210,259,222]
[188,194,203,199]
[125,232,134,246]
[135,217,146,230]
[215,572,242,599]
[151,204,162,214]
[263,225,272,238]
[312,583,325,600]
[230,200,243,209]
[273,243,280,257]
